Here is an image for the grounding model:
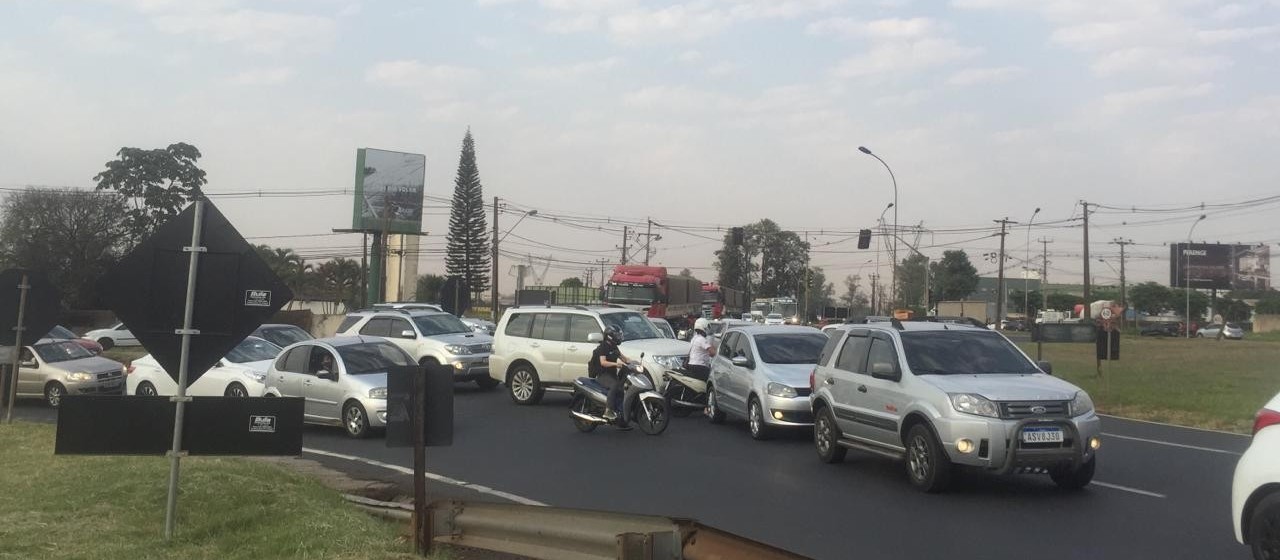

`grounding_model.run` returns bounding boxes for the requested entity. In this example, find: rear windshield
[901,331,1039,375]
[755,333,828,364]
[47,326,77,339]
[414,315,471,336]
[337,342,415,374]
[258,326,312,348]
[226,338,282,363]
